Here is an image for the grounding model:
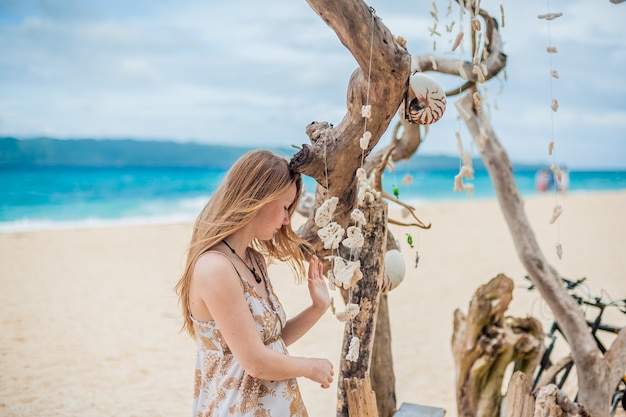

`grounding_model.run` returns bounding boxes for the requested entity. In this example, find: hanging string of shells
[538,5,565,259]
